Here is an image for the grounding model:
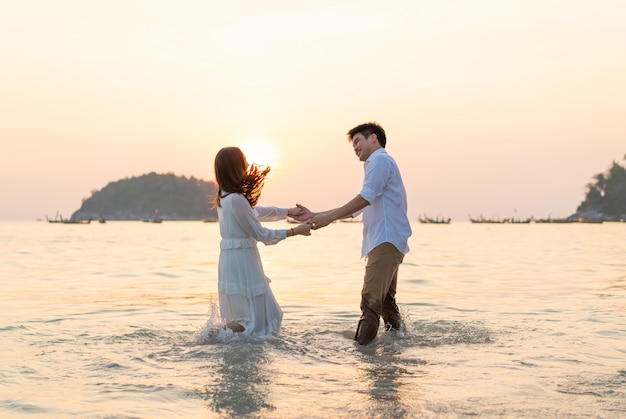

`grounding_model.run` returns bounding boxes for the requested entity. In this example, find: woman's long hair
[213,146,271,208]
